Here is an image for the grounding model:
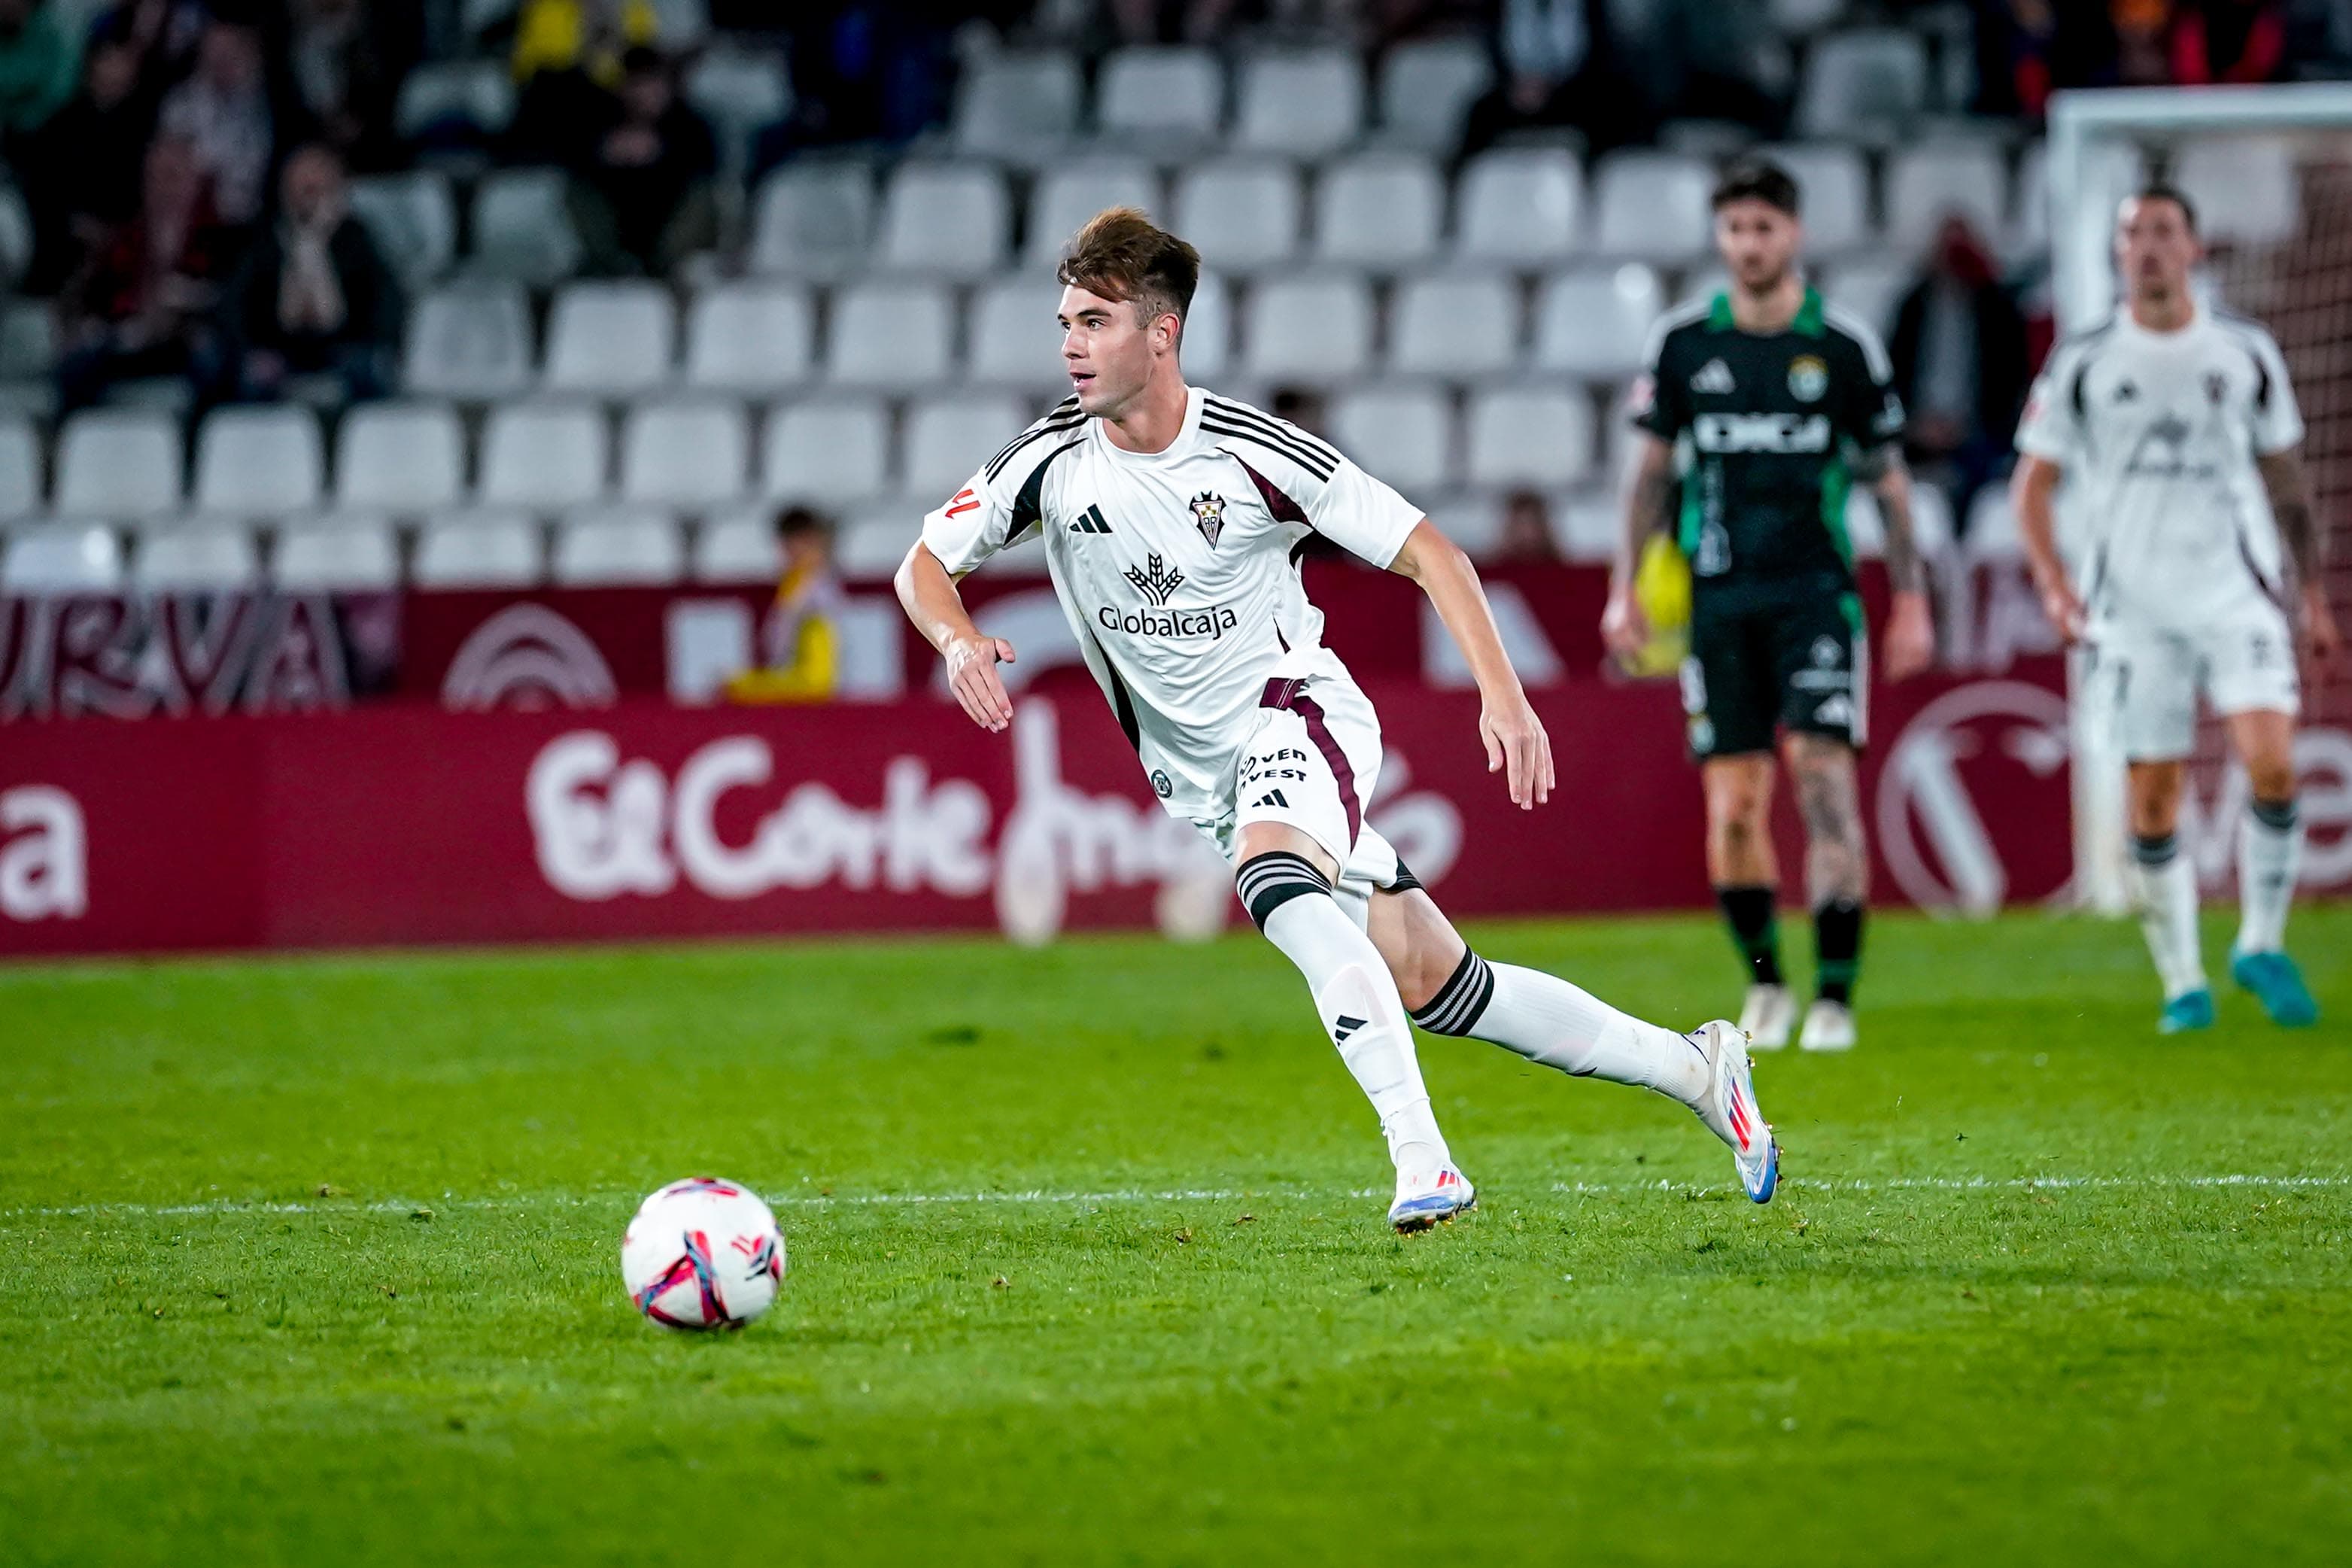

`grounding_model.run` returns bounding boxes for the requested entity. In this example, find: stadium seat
[1534,264,1664,381]
[2177,138,2300,246]
[1331,384,1452,494]
[1241,273,1372,382]
[348,170,457,287]
[827,282,956,390]
[1233,49,1363,159]
[336,401,464,512]
[192,406,324,517]
[953,50,1082,162]
[1375,38,1492,152]
[478,403,610,509]
[0,182,29,290]
[51,408,181,520]
[1674,266,1732,309]
[1314,153,1443,268]
[1592,150,1715,262]
[761,399,889,504]
[875,163,1009,278]
[273,518,401,589]
[1455,148,1585,263]
[552,509,686,585]
[903,394,1027,503]
[2,523,123,591]
[966,276,1070,392]
[405,283,534,400]
[1466,385,1593,488]
[1964,487,2021,562]
[683,283,815,394]
[1885,143,2010,254]
[1024,160,1161,269]
[414,511,543,586]
[1424,491,1503,555]
[135,524,260,591]
[469,168,582,286]
[543,281,677,397]
[1821,257,1909,341]
[1095,46,1223,146]
[619,398,749,507]
[1754,143,1873,252]
[685,48,791,175]
[393,59,515,143]
[0,412,38,520]
[1794,29,1928,142]
[835,512,920,577]
[1390,273,1519,378]
[693,503,782,582]
[750,162,874,279]
[1770,0,1846,32]
[1171,160,1302,271]
[1557,491,1622,561]
[1184,272,1233,381]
